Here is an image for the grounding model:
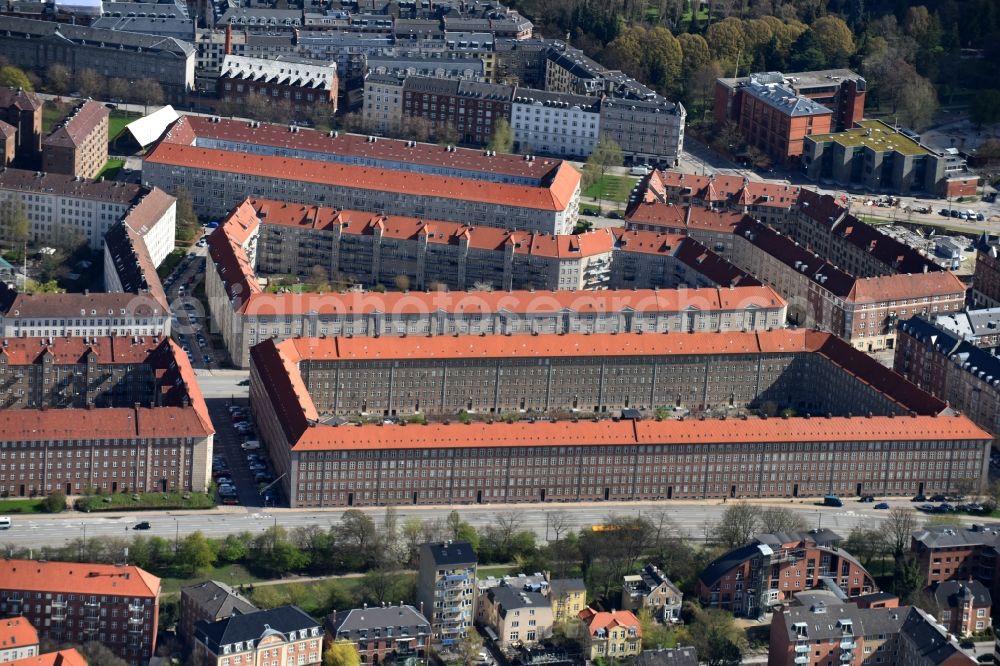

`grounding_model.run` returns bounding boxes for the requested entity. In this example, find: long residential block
[0,336,214,498]
[142,116,580,234]
[248,329,990,508]
[205,198,776,366]
[0,560,160,666]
